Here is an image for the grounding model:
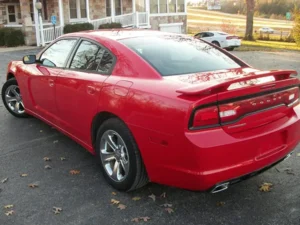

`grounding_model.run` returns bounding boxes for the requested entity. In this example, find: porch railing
[90,17,112,29]
[115,13,135,27]
[43,26,63,44]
